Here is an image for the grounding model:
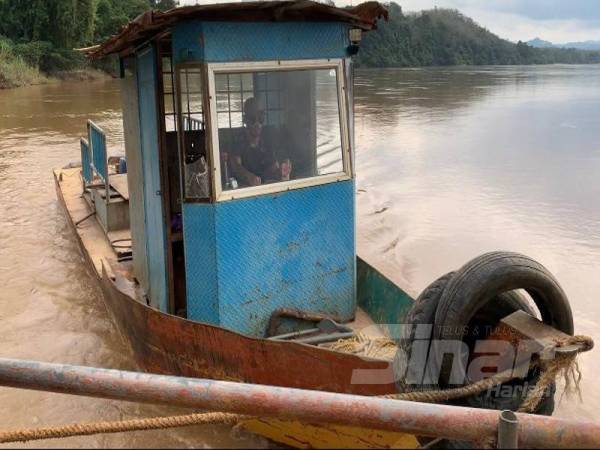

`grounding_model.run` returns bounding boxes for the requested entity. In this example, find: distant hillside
[527,38,555,49]
[357,3,600,67]
[528,38,600,51]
